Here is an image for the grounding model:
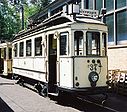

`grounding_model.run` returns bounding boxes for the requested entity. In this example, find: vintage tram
[12,4,108,97]
[0,42,12,77]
